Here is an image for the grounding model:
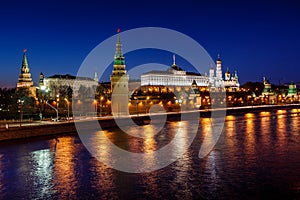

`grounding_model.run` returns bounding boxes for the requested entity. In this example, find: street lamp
[45,101,59,122]
[56,94,60,112]
[145,96,149,114]
[134,96,139,116]
[38,86,50,120]
[93,99,98,116]
[18,99,24,127]
[100,96,104,117]
[64,98,70,122]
